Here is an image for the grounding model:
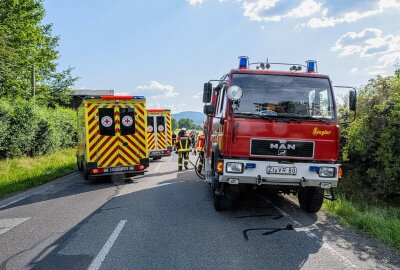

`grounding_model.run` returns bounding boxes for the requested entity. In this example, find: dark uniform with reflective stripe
[176,135,191,170]
[194,134,205,173]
